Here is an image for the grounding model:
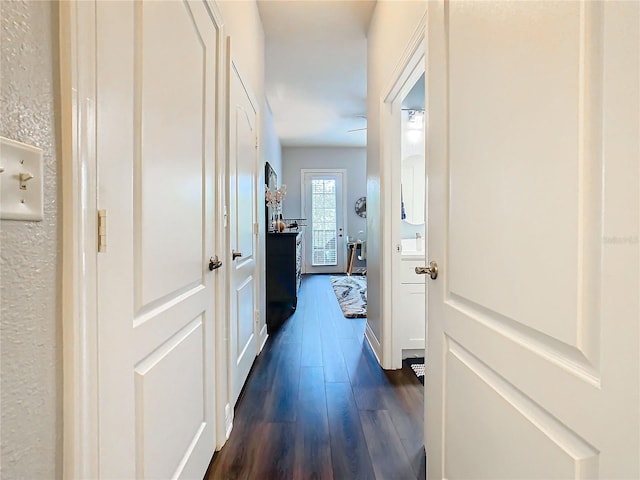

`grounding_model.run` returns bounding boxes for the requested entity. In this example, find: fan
[347,114,367,133]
